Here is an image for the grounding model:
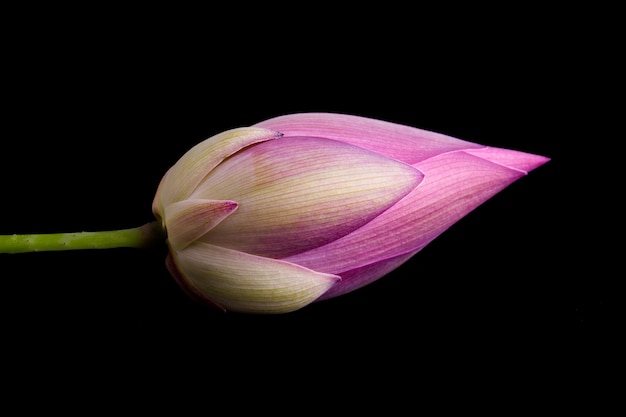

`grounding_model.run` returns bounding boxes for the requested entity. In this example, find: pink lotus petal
[464,147,551,174]
[192,137,423,258]
[315,251,417,301]
[254,112,484,164]
[285,148,542,276]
